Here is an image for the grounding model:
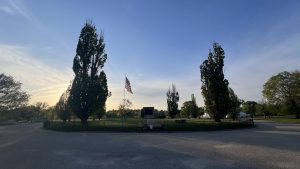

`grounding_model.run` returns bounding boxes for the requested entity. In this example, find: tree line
[0,73,49,122]
[166,43,242,121]
[1,22,299,123]
[166,42,299,121]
